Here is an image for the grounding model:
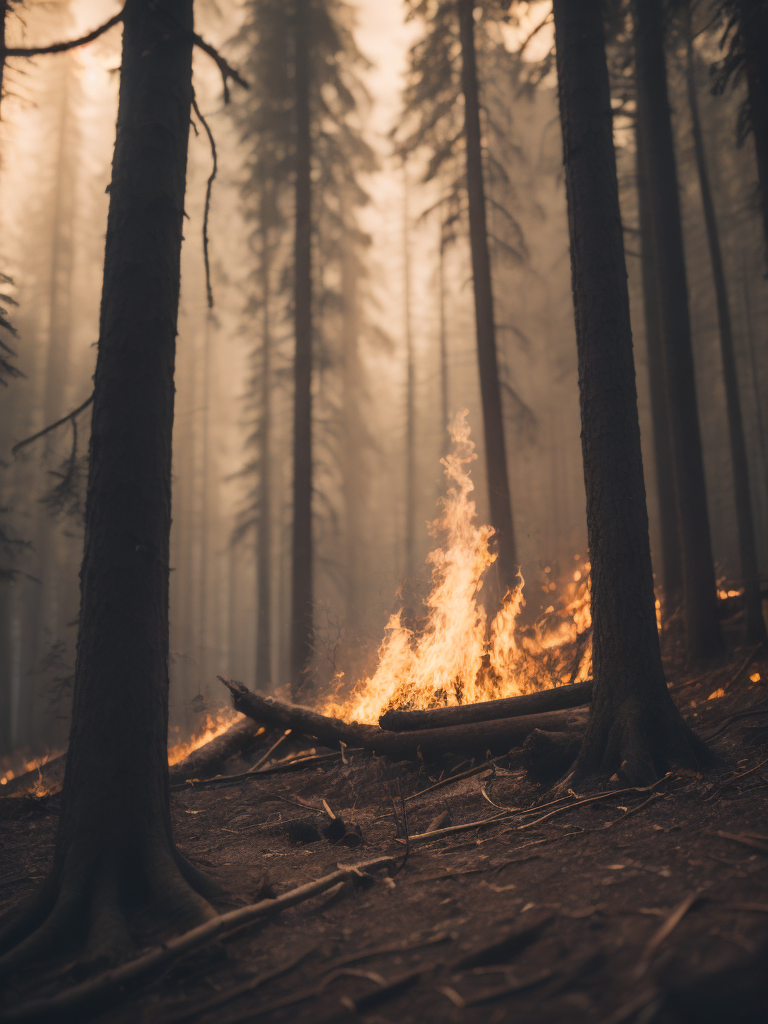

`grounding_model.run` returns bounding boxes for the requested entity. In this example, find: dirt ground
[2,647,768,1024]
